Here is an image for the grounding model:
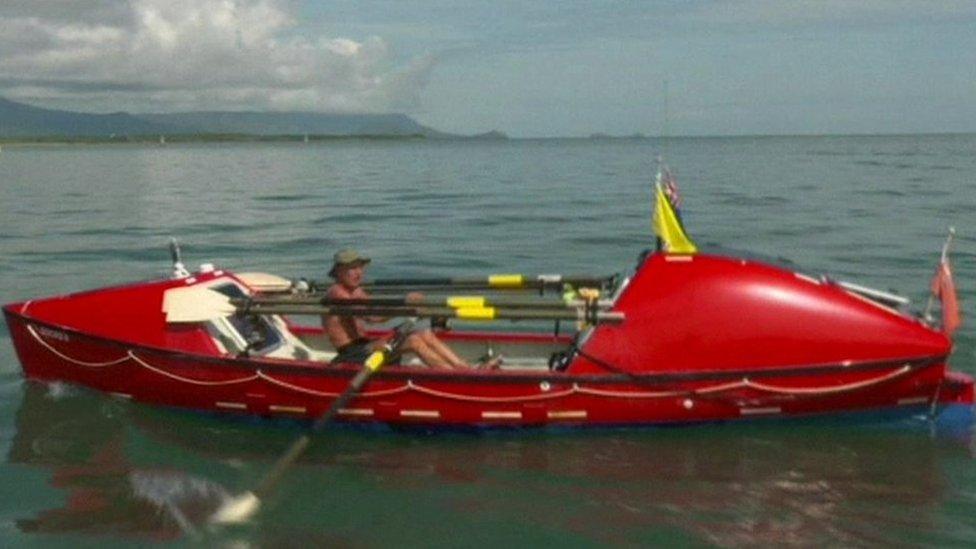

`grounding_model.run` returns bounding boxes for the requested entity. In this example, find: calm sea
[1,135,975,546]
